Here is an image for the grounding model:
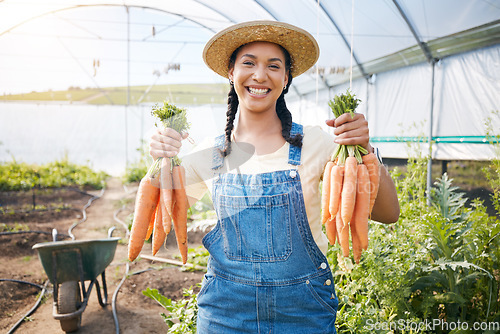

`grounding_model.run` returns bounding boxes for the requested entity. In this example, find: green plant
[0,223,29,232]
[404,173,500,329]
[178,246,209,272]
[0,158,107,191]
[149,101,190,171]
[143,286,198,333]
[328,90,368,163]
[483,110,500,215]
[122,140,150,184]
